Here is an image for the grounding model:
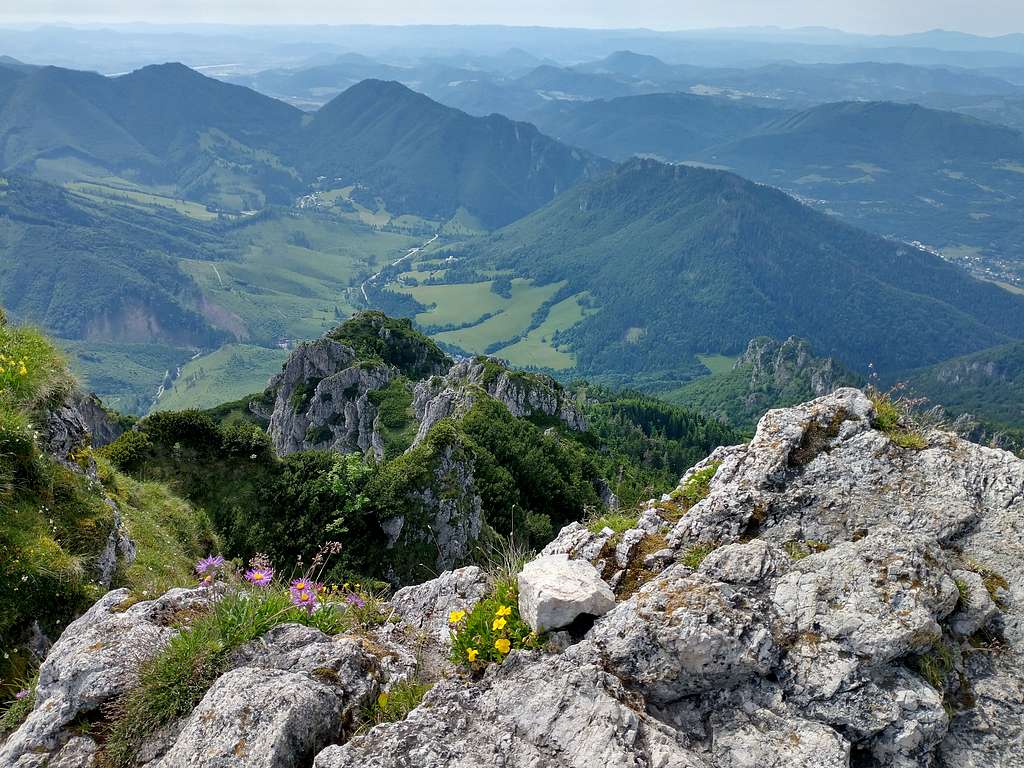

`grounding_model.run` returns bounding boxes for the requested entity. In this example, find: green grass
[680,544,716,569]
[696,354,738,376]
[180,211,419,344]
[357,680,433,733]
[494,292,597,370]
[432,280,564,353]
[60,340,191,416]
[151,344,288,413]
[869,391,929,450]
[587,511,639,535]
[101,583,383,766]
[397,280,506,328]
[66,181,222,221]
